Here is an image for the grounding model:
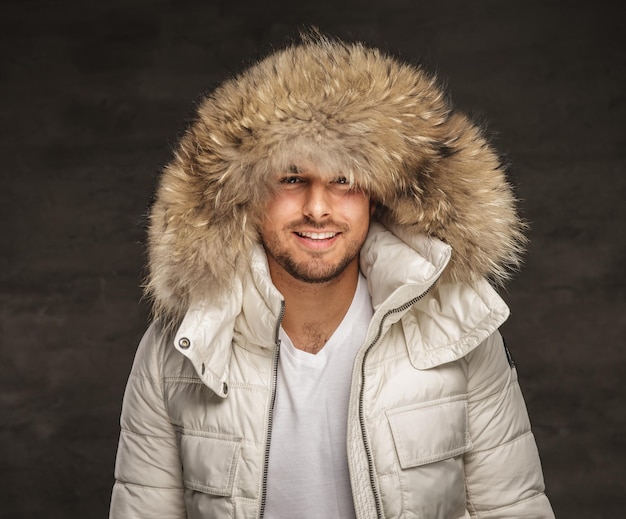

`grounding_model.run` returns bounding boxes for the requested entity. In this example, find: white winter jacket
[110,223,554,518]
[111,36,555,518]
